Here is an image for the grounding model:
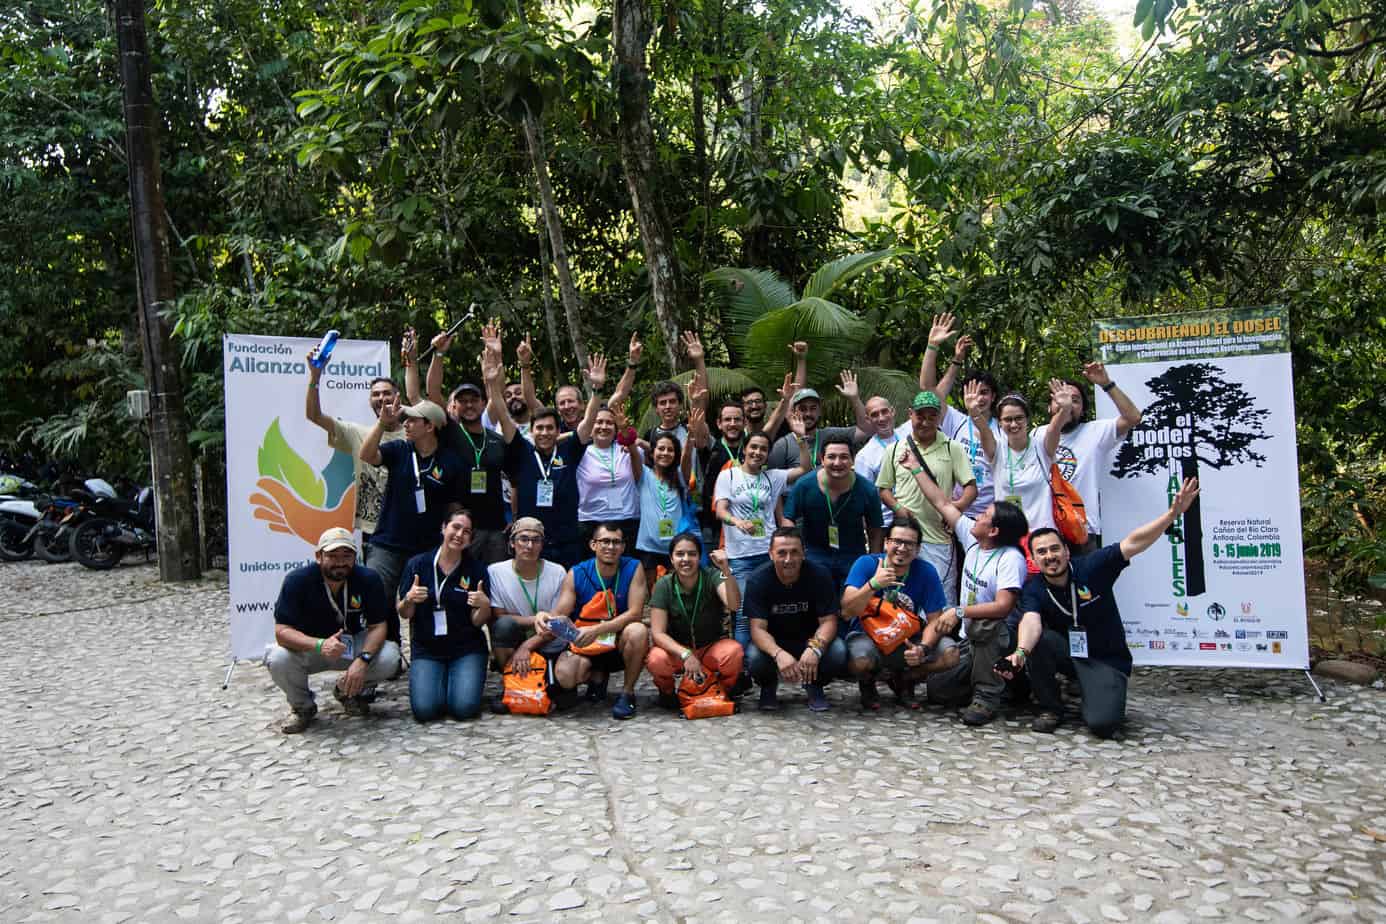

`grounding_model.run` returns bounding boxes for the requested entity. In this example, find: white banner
[1093,307,1308,669]
[223,334,390,661]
